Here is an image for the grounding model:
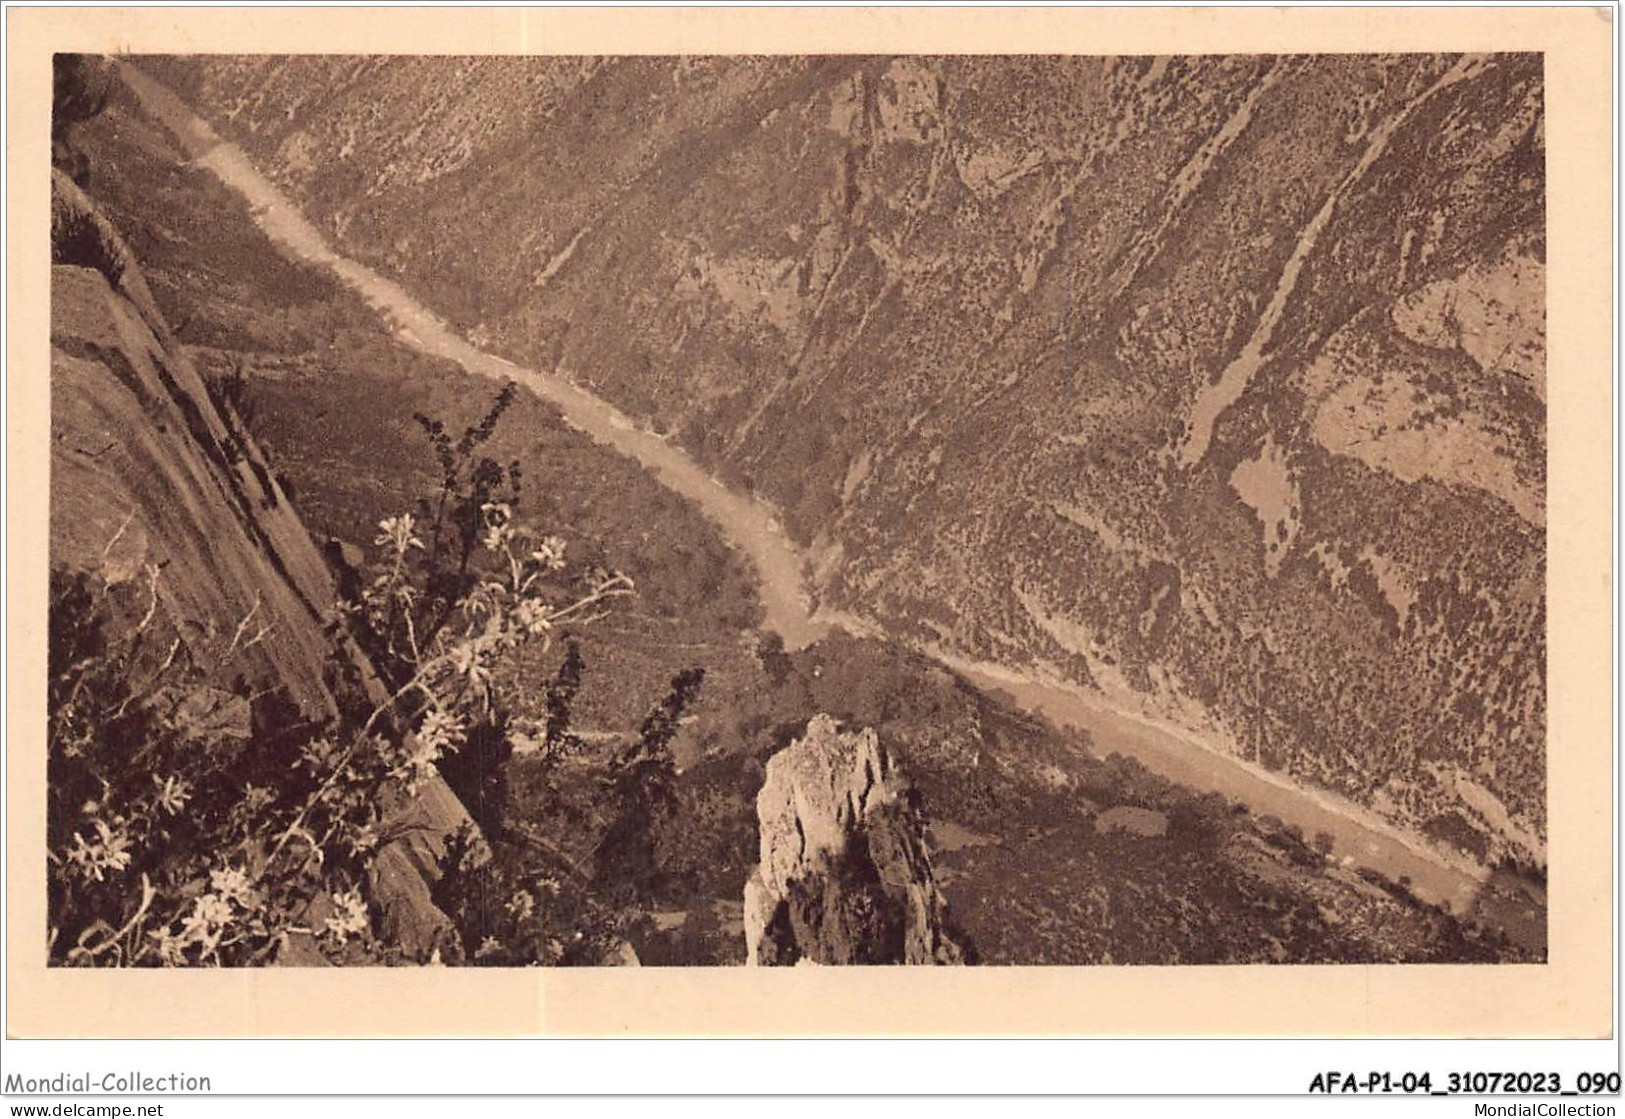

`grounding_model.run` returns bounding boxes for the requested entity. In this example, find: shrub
[592,667,706,907]
[47,383,638,966]
[47,566,402,966]
[428,822,626,966]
